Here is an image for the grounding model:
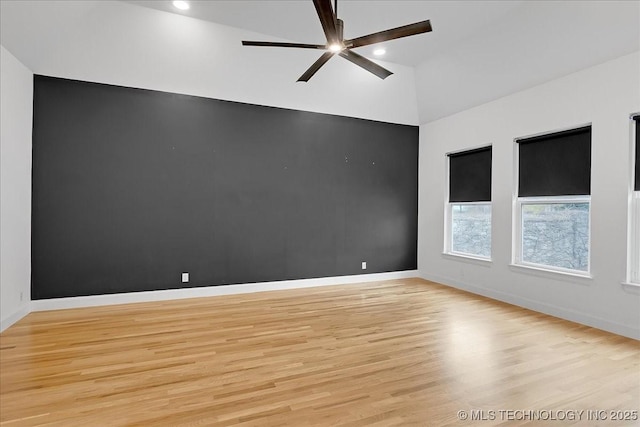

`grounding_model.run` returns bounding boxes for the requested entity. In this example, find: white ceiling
[2,1,639,123]
[125,1,640,70]
[125,1,525,67]
[124,0,640,122]
[415,1,640,122]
